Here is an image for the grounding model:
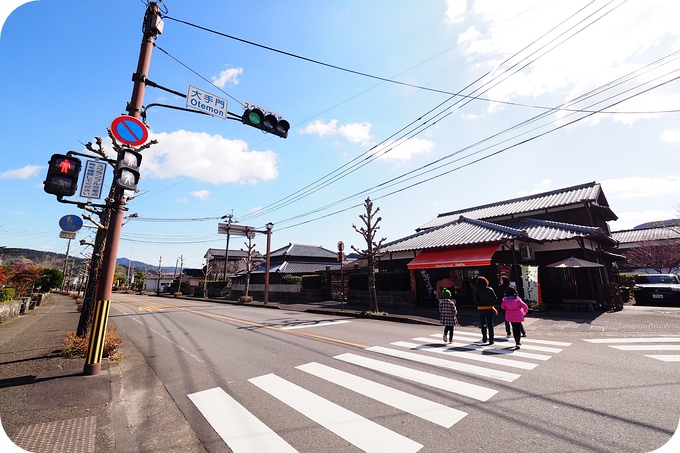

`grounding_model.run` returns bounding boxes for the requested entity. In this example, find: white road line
[584,338,680,344]
[188,387,297,453]
[445,331,571,348]
[249,373,423,453]
[367,345,521,382]
[280,320,351,330]
[610,345,680,351]
[645,355,680,362]
[334,353,497,401]
[296,362,467,428]
[406,339,538,370]
[439,341,552,361]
